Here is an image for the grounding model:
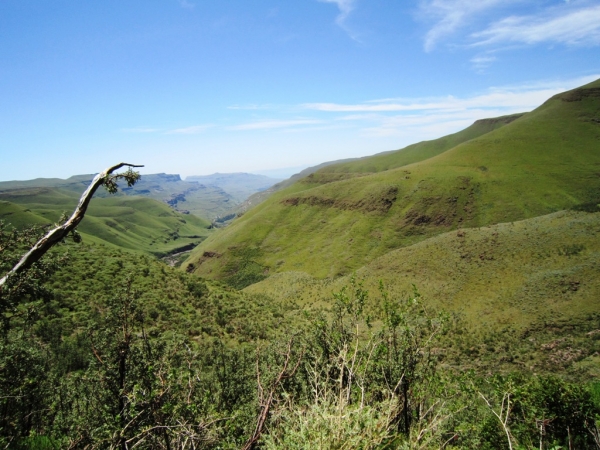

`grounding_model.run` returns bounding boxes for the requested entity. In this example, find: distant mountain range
[0,171,281,256]
[186,173,282,203]
[0,172,282,221]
